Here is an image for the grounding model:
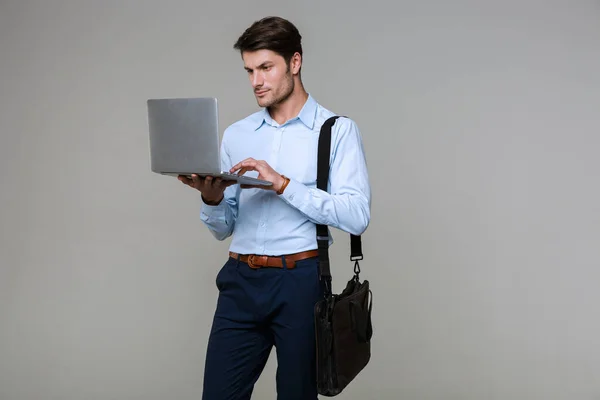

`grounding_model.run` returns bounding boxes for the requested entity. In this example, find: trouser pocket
[216,257,236,291]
